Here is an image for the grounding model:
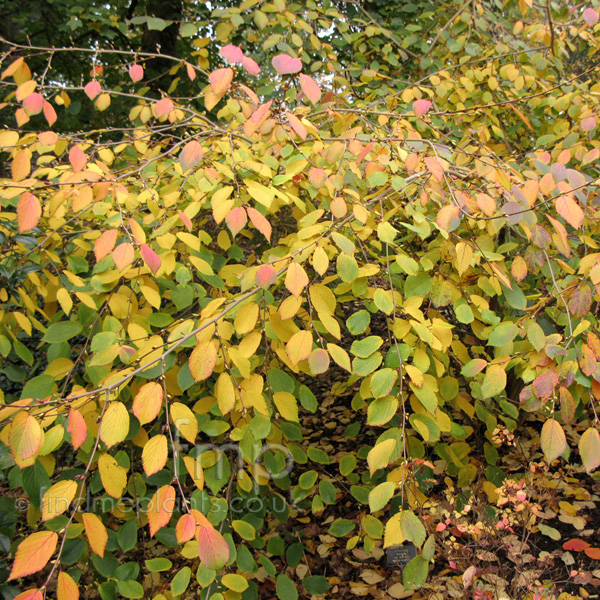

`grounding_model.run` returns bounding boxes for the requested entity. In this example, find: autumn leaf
[541,419,567,463]
[140,244,162,275]
[579,427,600,473]
[247,206,271,240]
[225,206,248,236]
[57,572,79,600]
[209,67,234,95]
[272,54,302,74]
[84,80,101,100]
[176,514,197,543]
[179,140,203,171]
[132,382,163,425]
[189,340,217,381]
[413,99,432,117]
[142,434,169,476]
[41,480,78,521]
[220,45,244,64]
[155,97,174,117]
[285,262,308,297]
[112,242,135,271]
[82,513,108,558]
[196,512,230,570]
[129,64,144,82]
[67,408,87,450]
[23,92,44,116]
[17,192,41,233]
[100,401,129,448]
[555,195,584,229]
[256,264,277,288]
[148,485,176,537]
[9,531,58,580]
[299,74,321,103]
[94,229,118,262]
